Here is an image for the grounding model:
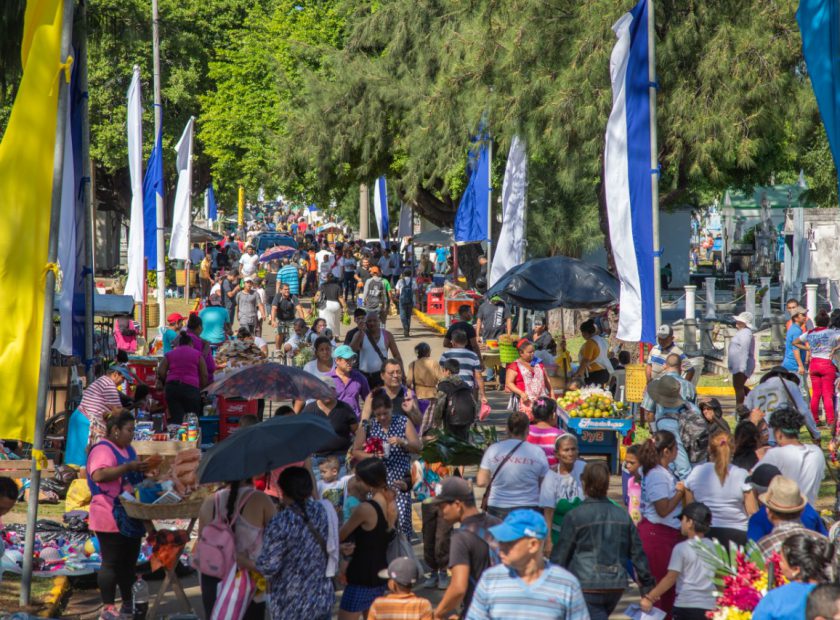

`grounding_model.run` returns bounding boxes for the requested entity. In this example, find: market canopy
[485,255,619,310]
[724,184,815,209]
[164,224,223,243]
[414,227,454,245]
